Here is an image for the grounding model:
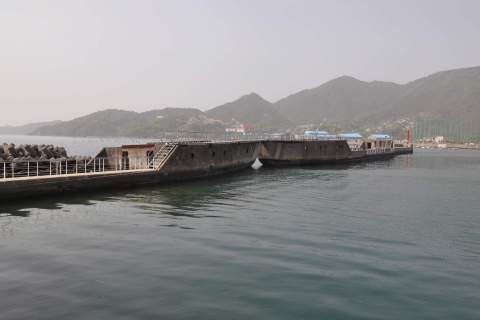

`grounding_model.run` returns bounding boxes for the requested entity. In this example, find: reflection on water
[0,159,360,218]
[1,192,100,217]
